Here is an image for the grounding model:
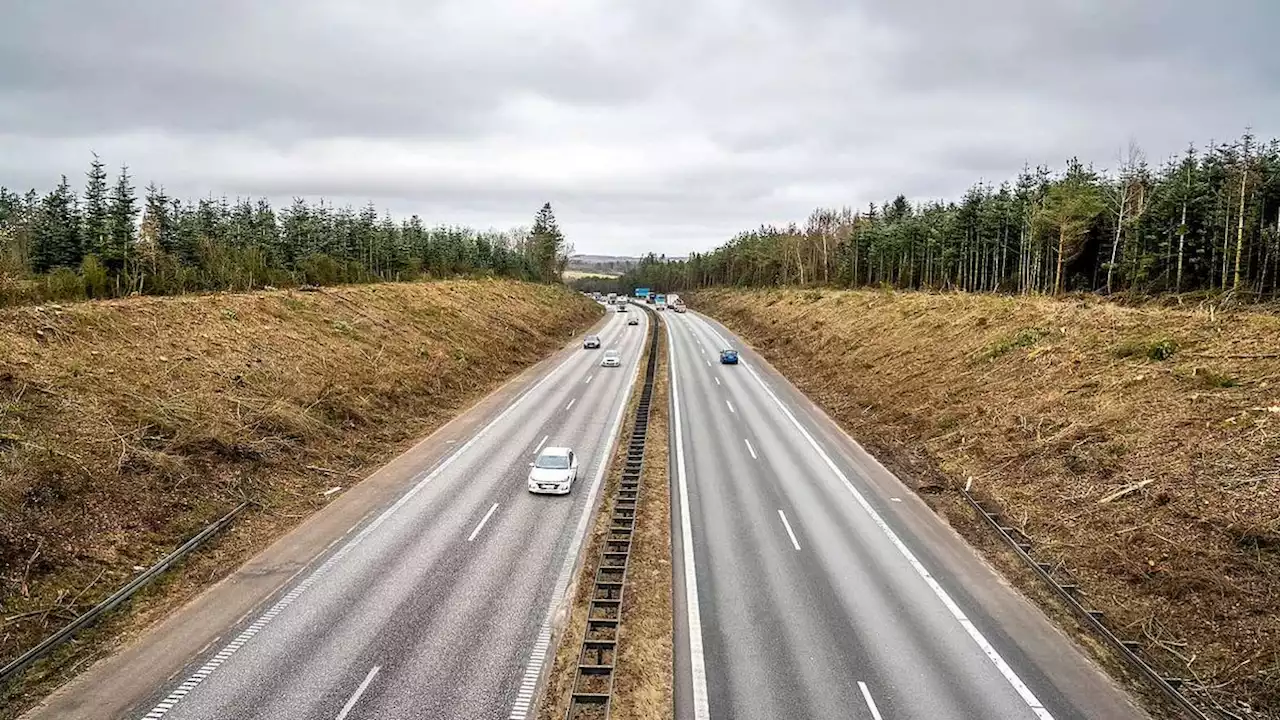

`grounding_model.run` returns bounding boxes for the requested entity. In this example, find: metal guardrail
[0,501,248,687]
[957,486,1217,720]
[564,304,659,720]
